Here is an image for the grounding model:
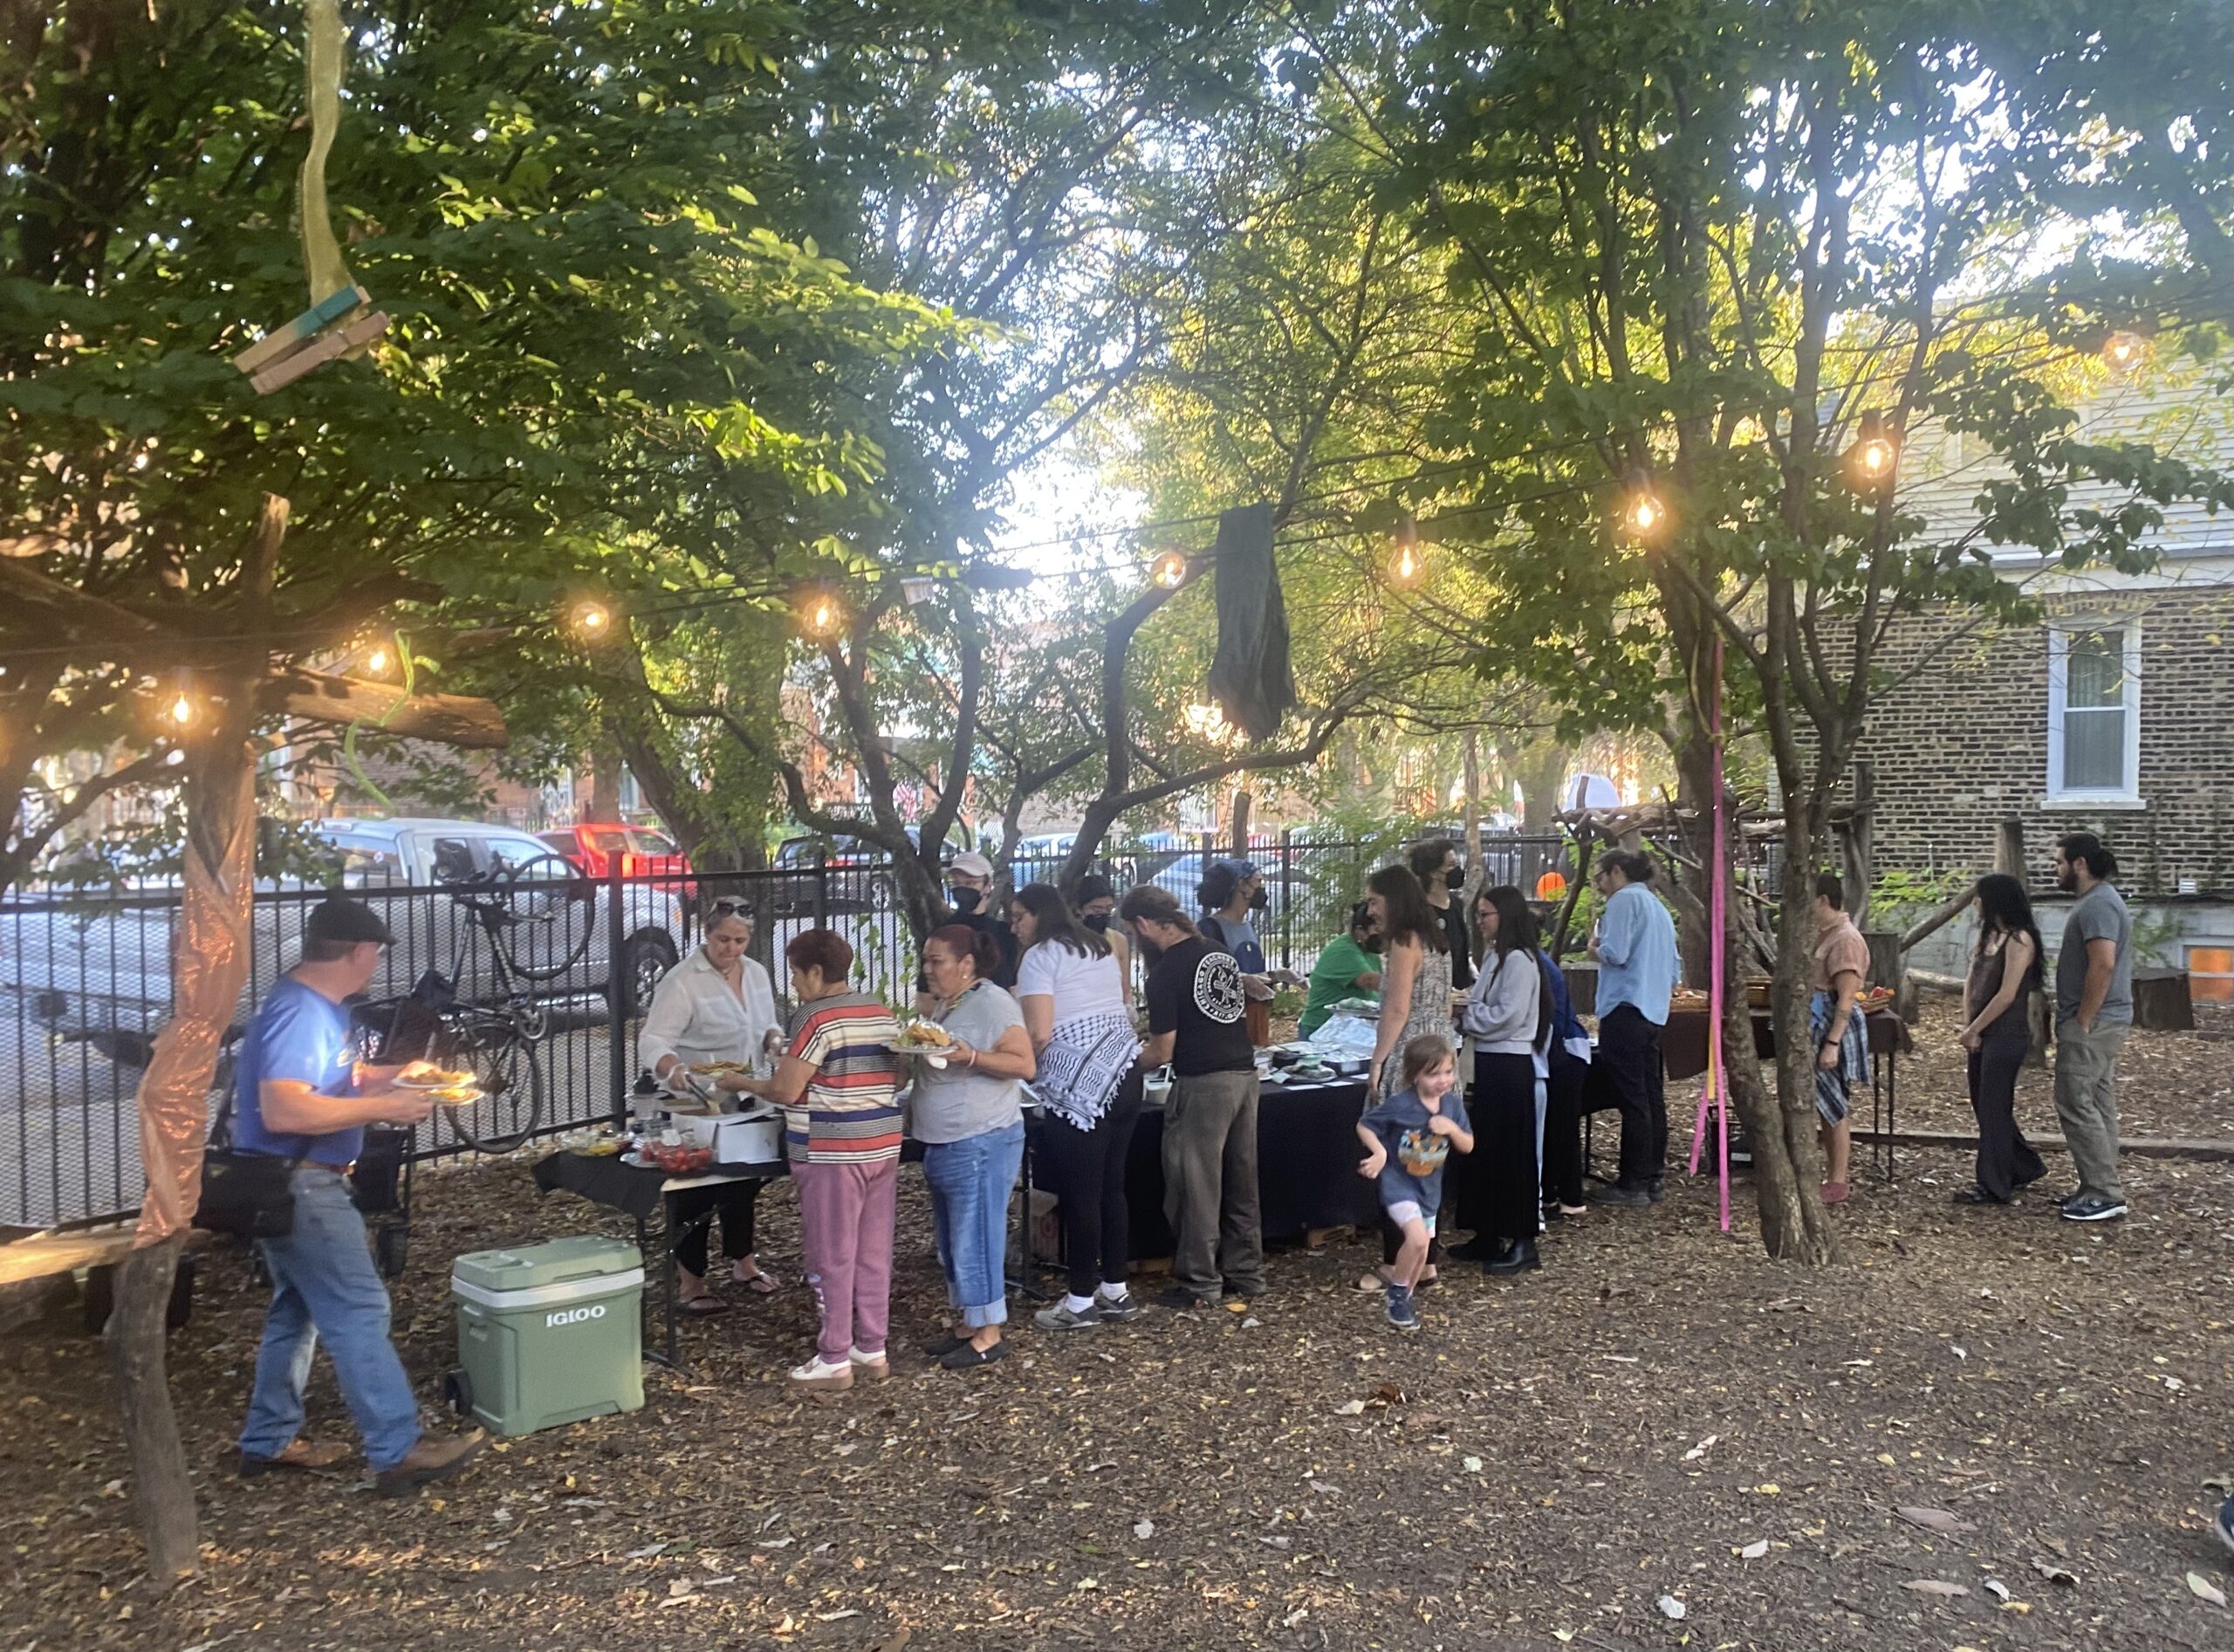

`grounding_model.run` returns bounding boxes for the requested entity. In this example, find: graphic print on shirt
[1396,1126,1449,1178]
[1191,949,1246,1024]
